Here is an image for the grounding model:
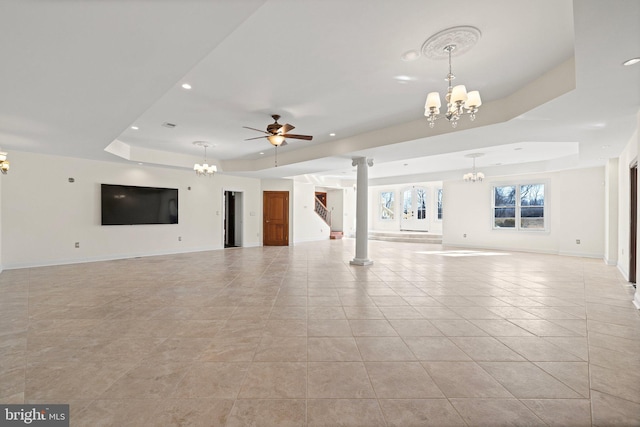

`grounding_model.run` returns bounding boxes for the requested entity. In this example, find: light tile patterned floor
[2,239,640,426]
